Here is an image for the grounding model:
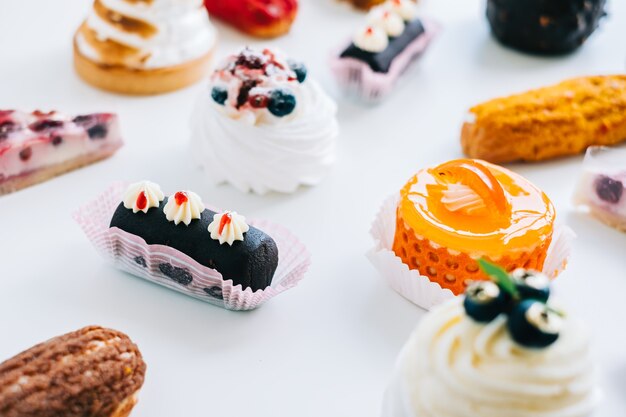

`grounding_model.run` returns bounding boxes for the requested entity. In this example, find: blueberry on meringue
[268,89,297,117]
[211,86,228,105]
[508,300,563,348]
[288,60,307,83]
[511,268,550,302]
[464,280,510,322]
